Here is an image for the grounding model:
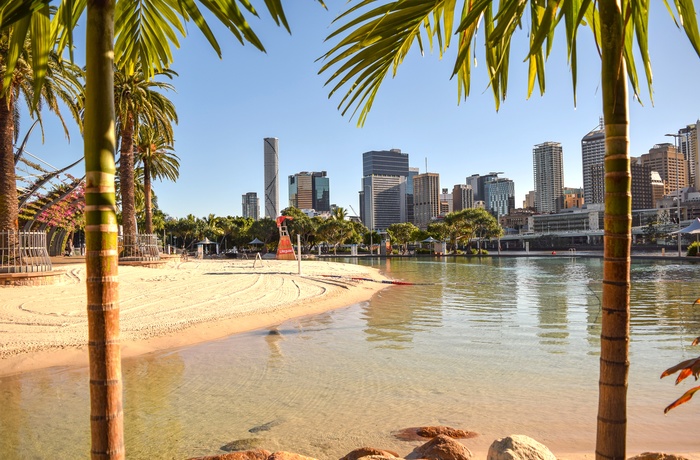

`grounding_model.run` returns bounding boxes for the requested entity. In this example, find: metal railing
[119,233,160,261]
[0,231,52,273]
